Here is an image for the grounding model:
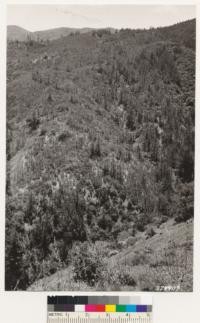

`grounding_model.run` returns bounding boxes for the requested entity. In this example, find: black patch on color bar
[48,296,89,305]
[54,304,75,312]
